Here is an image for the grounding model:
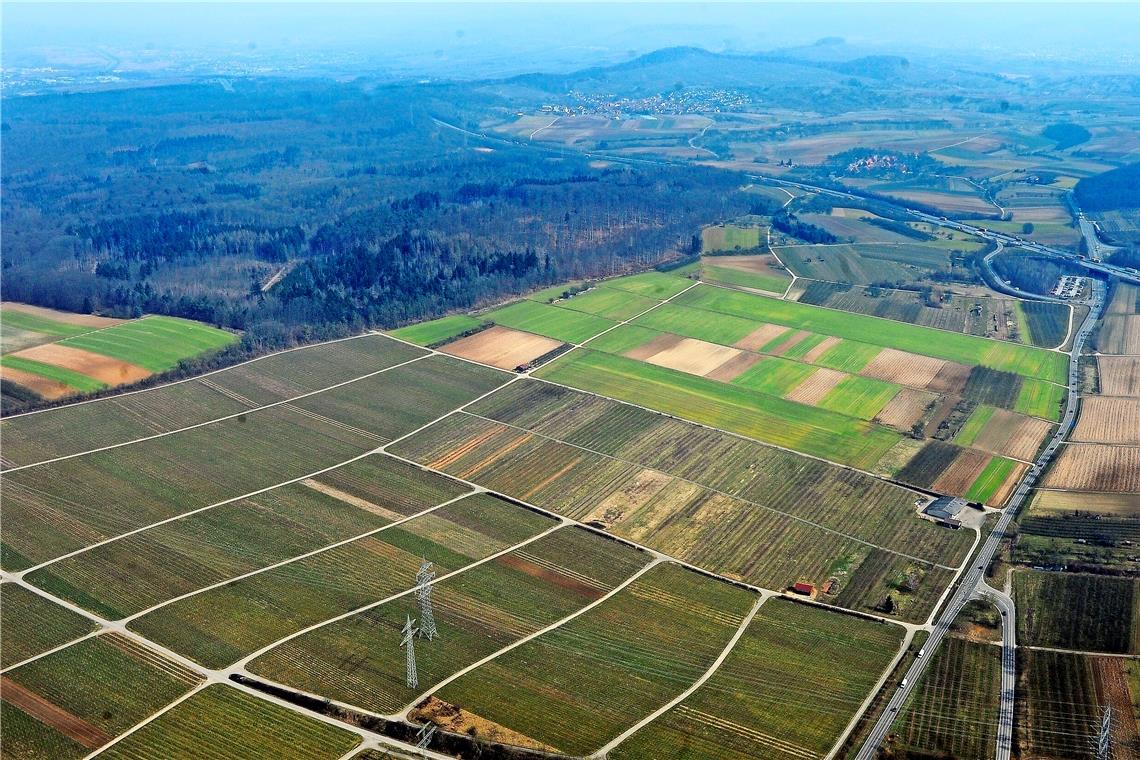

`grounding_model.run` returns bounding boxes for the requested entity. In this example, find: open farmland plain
[1,633,203,759]
[0,304,236,403]
[608,598,904,760]
[890,636,1001,760]
[2,266,1096,760]
[1014,570,1140,654]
